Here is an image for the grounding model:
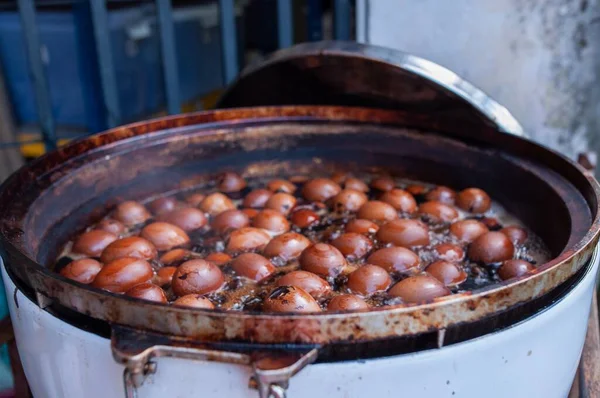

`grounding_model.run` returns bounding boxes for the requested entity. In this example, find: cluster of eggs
[57,171,535,313]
